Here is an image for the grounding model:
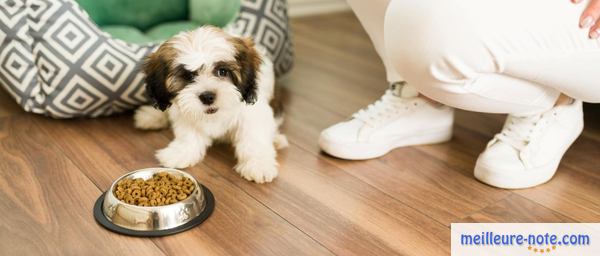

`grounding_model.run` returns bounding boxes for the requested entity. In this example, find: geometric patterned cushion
[0,0,154,118]
[0,0,293,118]
[226,0,294,77]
